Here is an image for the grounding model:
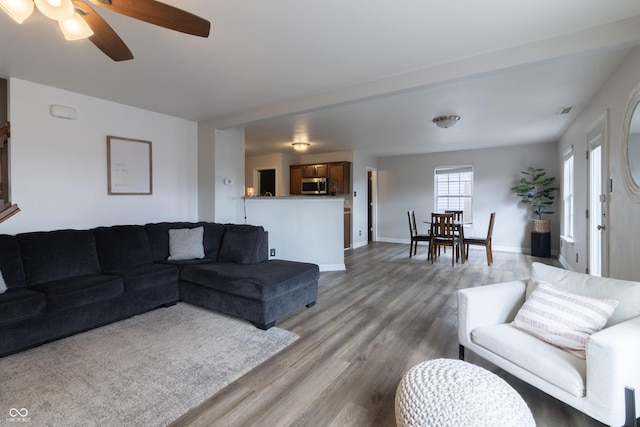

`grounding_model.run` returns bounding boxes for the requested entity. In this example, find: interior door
[257,168,276,196]
[368,170,373,242]
[586,113,609,277]
[367,169,377,242]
